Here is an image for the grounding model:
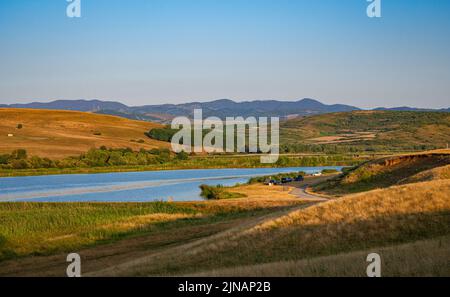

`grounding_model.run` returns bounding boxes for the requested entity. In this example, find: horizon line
[1,97,449,111]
